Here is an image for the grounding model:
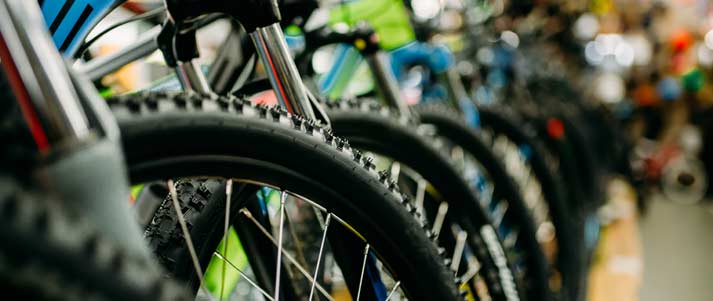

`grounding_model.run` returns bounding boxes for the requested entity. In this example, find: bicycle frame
[0,0,150,260]
[41,0,121,57]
